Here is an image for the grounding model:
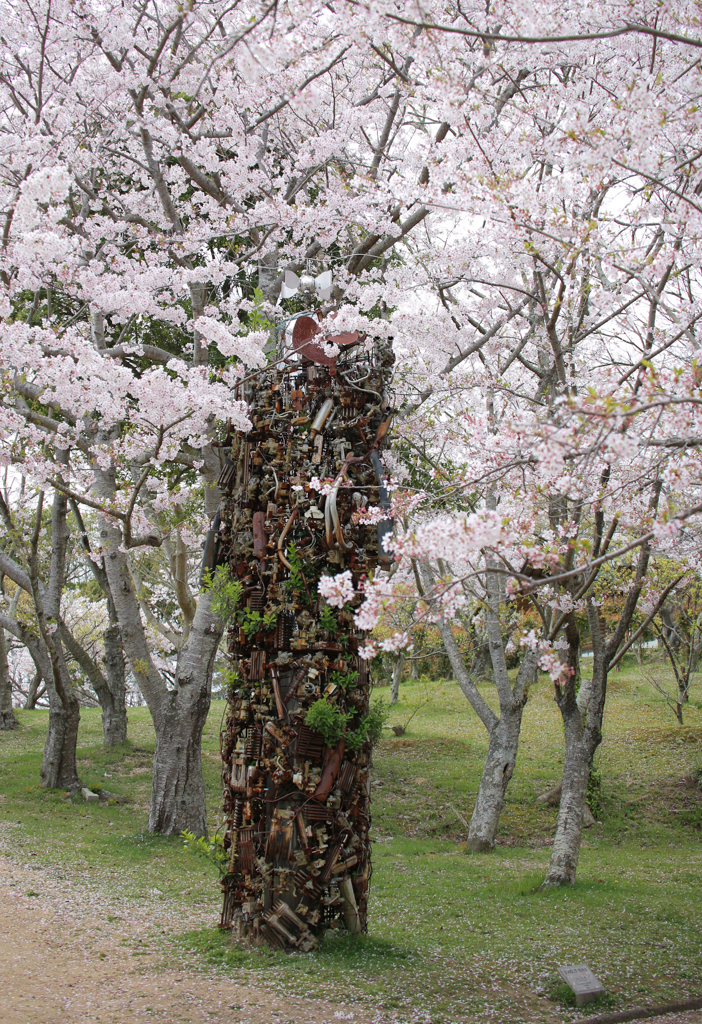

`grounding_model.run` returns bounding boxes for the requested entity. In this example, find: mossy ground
[1,656,701,1023]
